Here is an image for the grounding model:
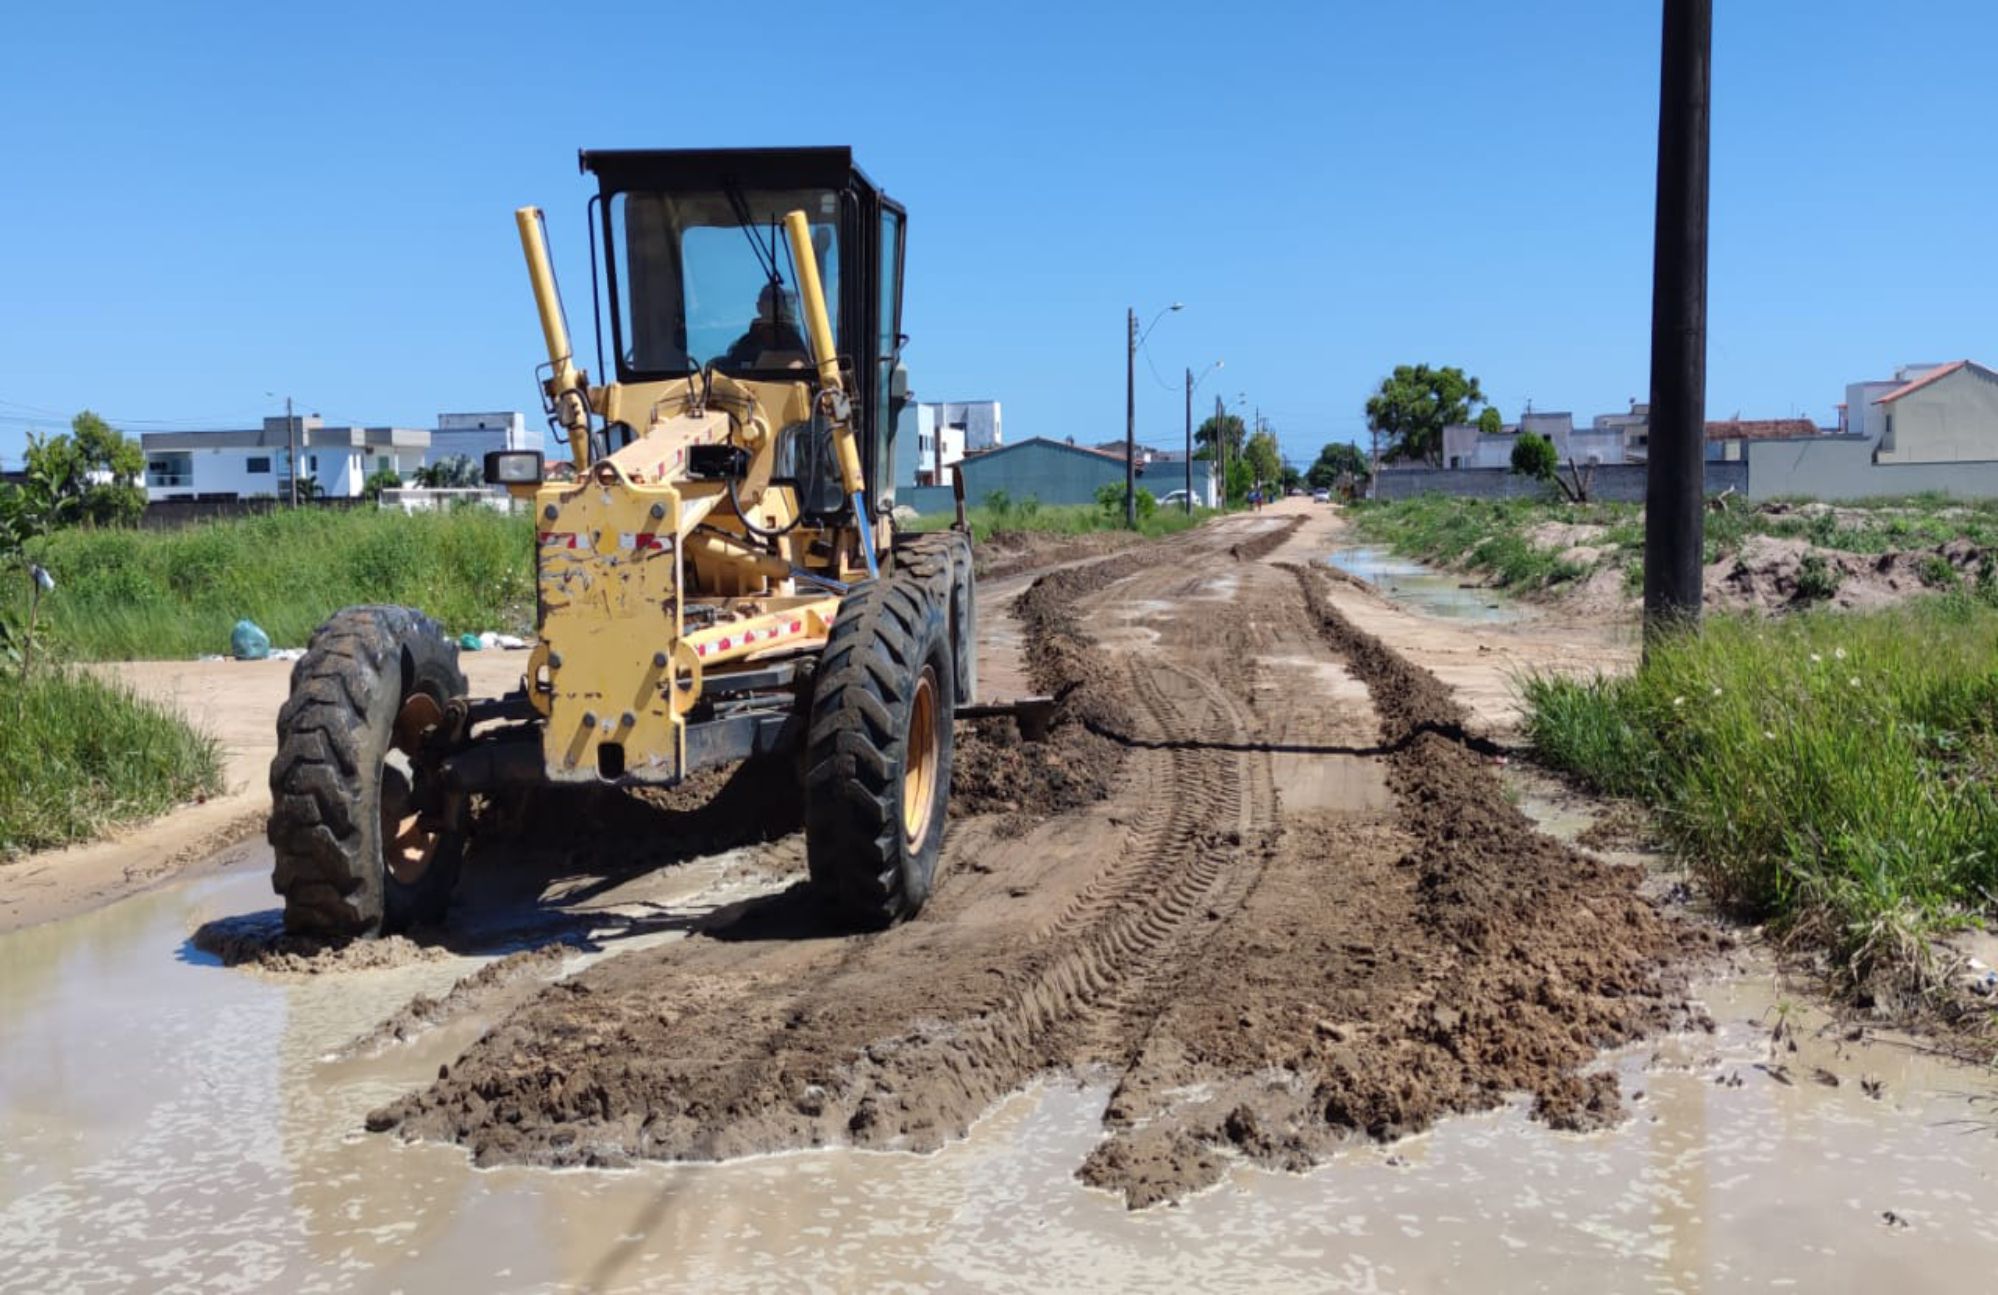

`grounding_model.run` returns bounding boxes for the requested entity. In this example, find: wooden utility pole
[1643,0,1712,639]
[286,395,299,507]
